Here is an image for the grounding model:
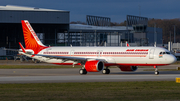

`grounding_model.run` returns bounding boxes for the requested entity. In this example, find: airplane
[18,20,177,75]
